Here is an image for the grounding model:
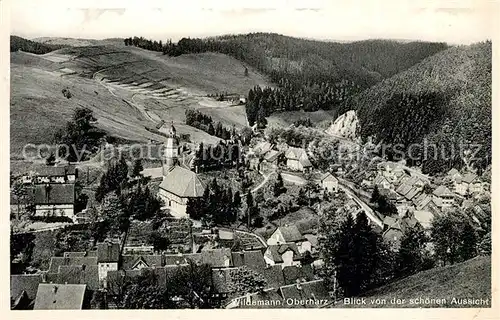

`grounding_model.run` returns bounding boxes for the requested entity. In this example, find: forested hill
[124,33,448,126]
[352,41,492,175]
[10,36,65,54]
[126,33,448,88]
